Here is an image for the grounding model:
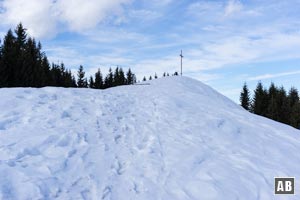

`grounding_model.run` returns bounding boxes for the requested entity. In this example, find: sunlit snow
[0,77,299,199]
